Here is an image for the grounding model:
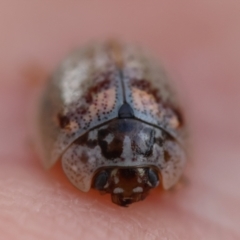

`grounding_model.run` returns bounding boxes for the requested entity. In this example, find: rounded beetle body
[36,41,186,206]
